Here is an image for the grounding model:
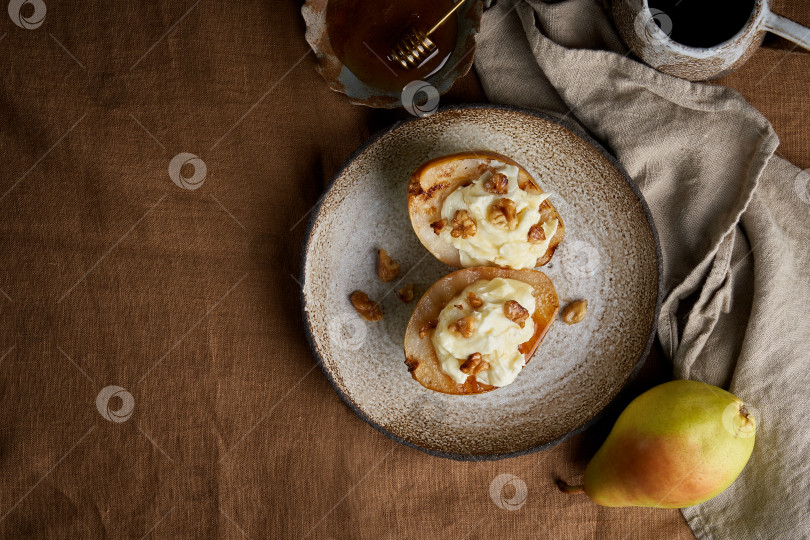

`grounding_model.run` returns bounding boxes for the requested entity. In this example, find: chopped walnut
[377,249,400,282]
[504,300,529,328]
[350,291,382,321]
[483,172,508,194]
[562,300,588,325]
[397,283,415,303]
[467,292,483,310]
[430,219,446,235]
[418,319,438,339]
[528,224,547,244]
[488,198,518,230]
[460,352,490,375]
[450,210,477,239]
[450,315,476,338]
